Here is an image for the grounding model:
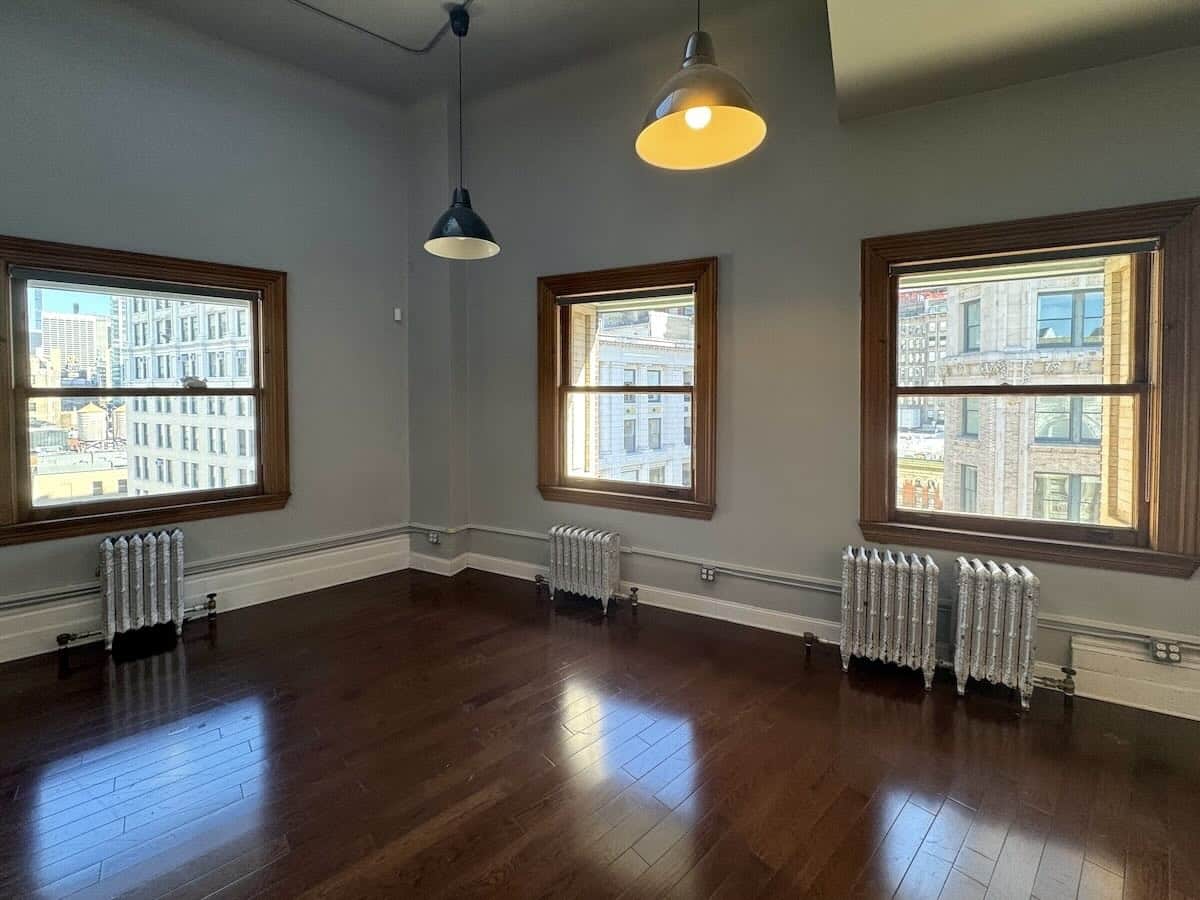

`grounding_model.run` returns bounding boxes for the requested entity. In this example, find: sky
[33,287,112,318]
